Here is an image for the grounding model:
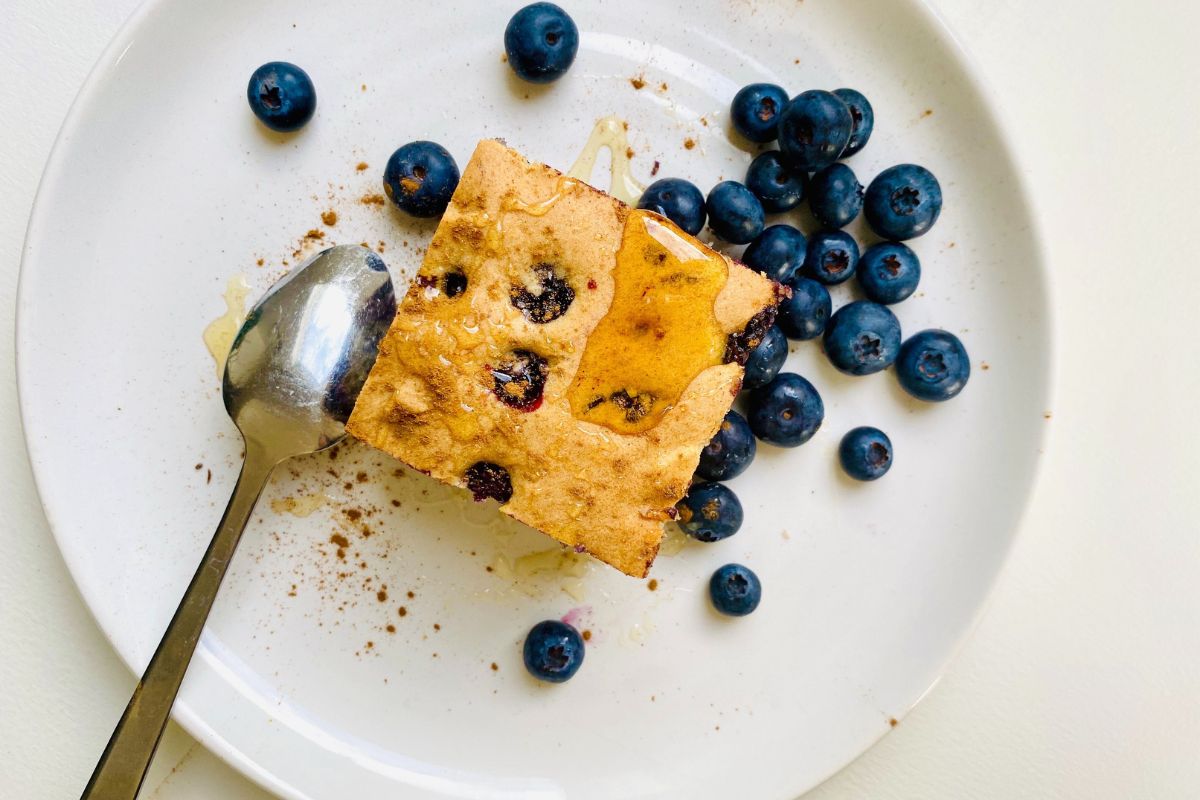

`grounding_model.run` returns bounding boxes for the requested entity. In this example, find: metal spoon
[82,244,396,799]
